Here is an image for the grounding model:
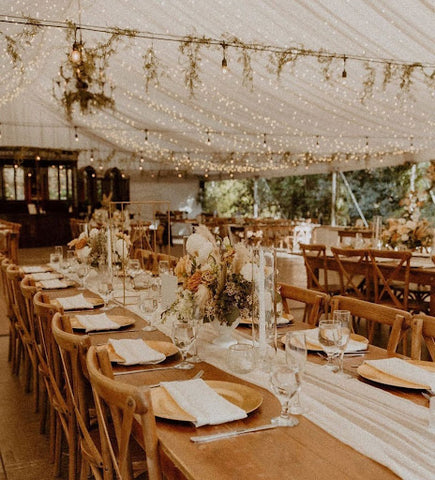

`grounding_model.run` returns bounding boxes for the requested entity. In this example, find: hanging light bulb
[74,127,79,142]
[221,42,228,74]
[206,129,211,145]
[70,27,83,64]
[144,129,149,144]
[263,133,267,148]
[342,55,347,79]
[90,150,94,162]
